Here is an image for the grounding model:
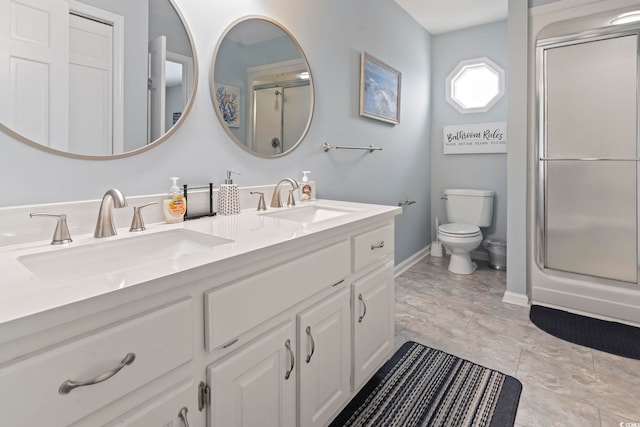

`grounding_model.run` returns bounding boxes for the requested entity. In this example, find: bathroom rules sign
[443,122,507,154]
